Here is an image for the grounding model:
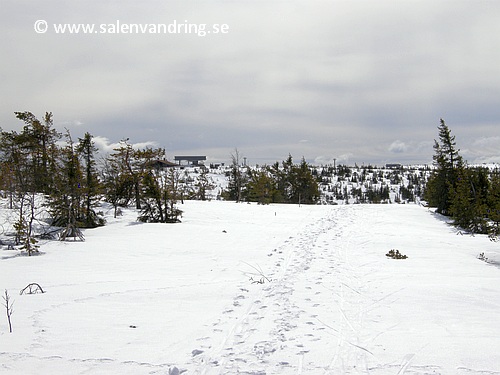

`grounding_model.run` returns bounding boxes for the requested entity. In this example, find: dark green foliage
[225,148,247,202]
[290,157,320,204]
[0,112,61,251]
[246,168,274,204]
[101,153,134,217]
[424,120,500,239]
[76,133,104,228]
[386,249,408,259]
[487,170,500,240]
[364,185,390,204]
[48,131,85,241]
[424,119,463,215]
[13,198,39,255]
[109,139,142,209]
[477,252,488,262]
[0,110,192,251]
[400,185,415,201]
[237,155,320,205]
[138,167,183,223]
[13,111,61,194]
[449,167,489,234]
